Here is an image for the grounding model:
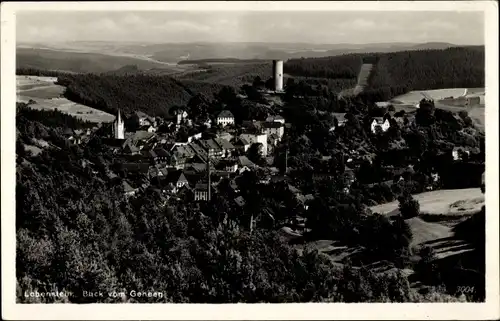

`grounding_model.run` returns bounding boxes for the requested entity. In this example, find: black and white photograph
[1,1,499,320]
